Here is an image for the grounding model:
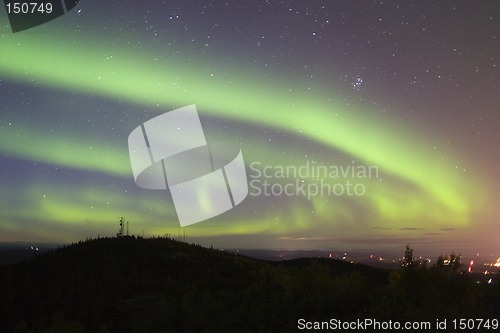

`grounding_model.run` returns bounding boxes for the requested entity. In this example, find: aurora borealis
[1,1,499,255]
